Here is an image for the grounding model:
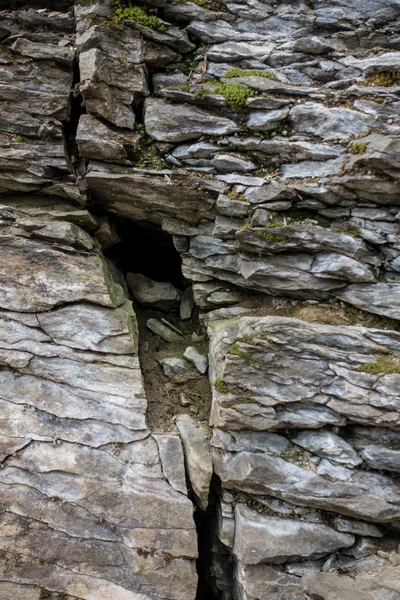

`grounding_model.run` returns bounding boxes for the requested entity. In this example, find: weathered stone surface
[209,315,400,430]
[337,283,400,320]
[292,430,362,467]
[86,170,217,224]
[332,517,383,538]
[290,103,383,140]
[0,201,198,599]
[176,414,213,510]
[234,505,354,564]
[302,555,400,600]
[144,98,240,142]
